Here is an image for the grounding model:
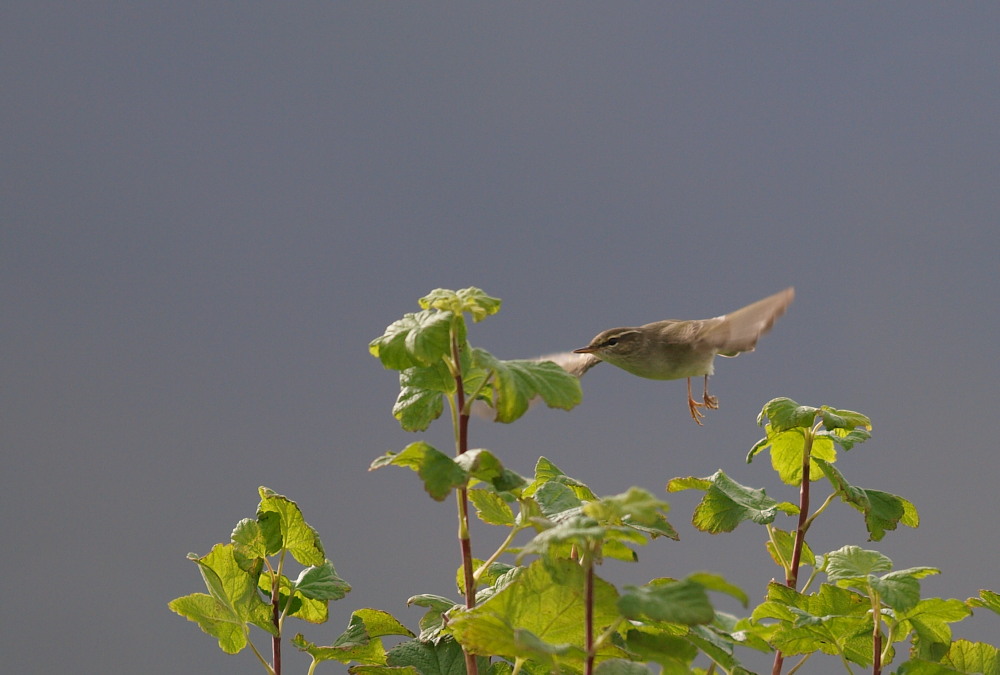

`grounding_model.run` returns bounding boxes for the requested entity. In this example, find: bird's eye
[606,337,619,346]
